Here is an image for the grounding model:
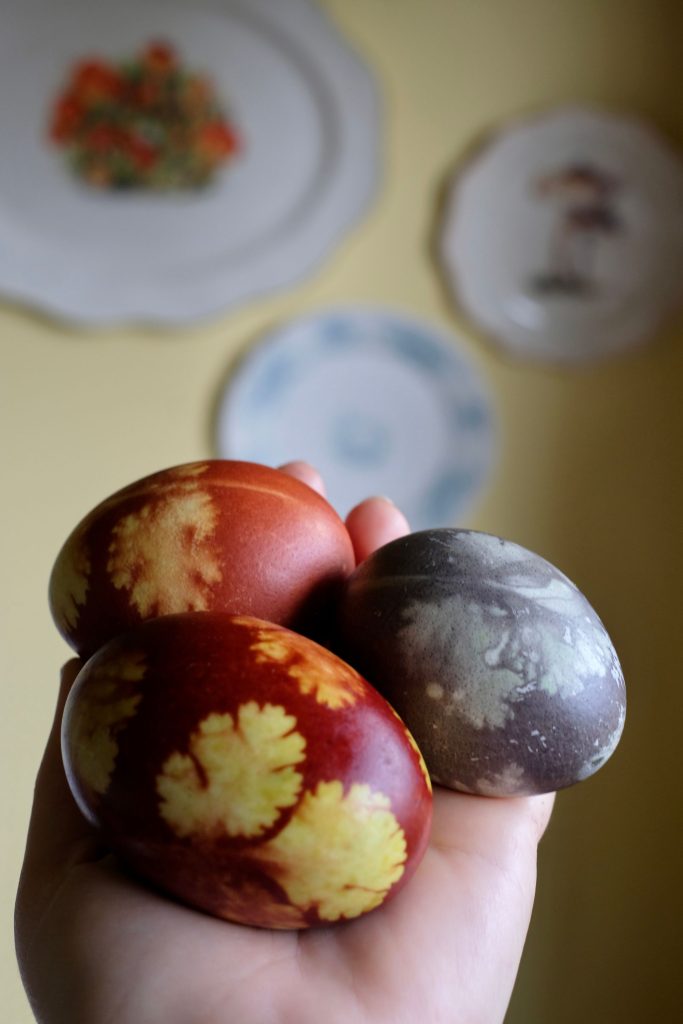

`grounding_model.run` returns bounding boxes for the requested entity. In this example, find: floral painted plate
[215,308,497,528]
[439,107,683,362]
[0,0,379,324]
